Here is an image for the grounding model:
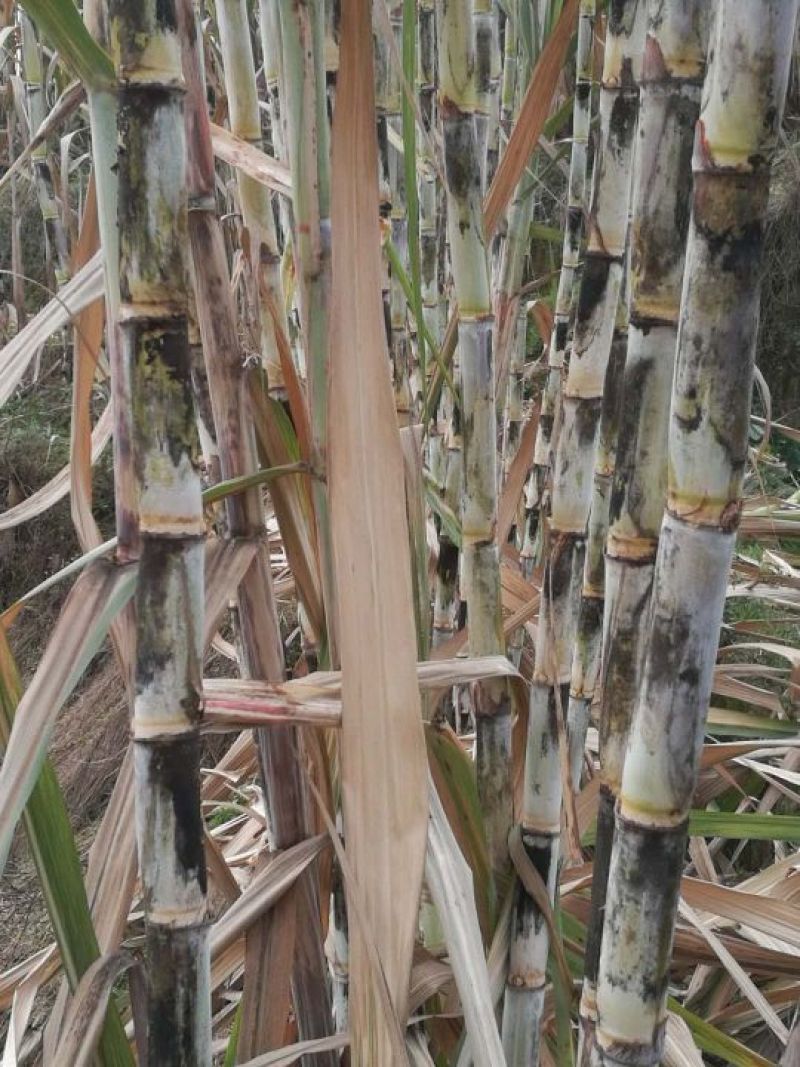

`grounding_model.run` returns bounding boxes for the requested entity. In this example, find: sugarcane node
[596,1028,666,1067]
